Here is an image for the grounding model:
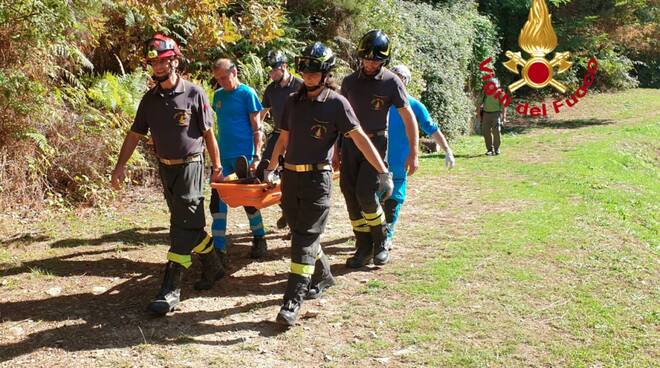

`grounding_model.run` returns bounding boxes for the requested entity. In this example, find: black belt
[366,130,387,138]
[283,162,332,172]
[158,153,202,166]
